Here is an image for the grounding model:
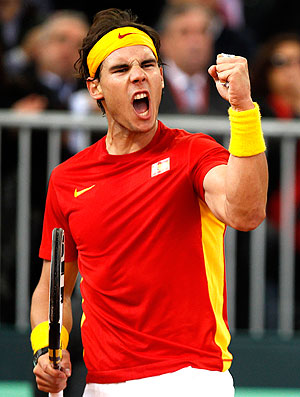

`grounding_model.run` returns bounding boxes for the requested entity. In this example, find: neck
[105,120,158,155]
